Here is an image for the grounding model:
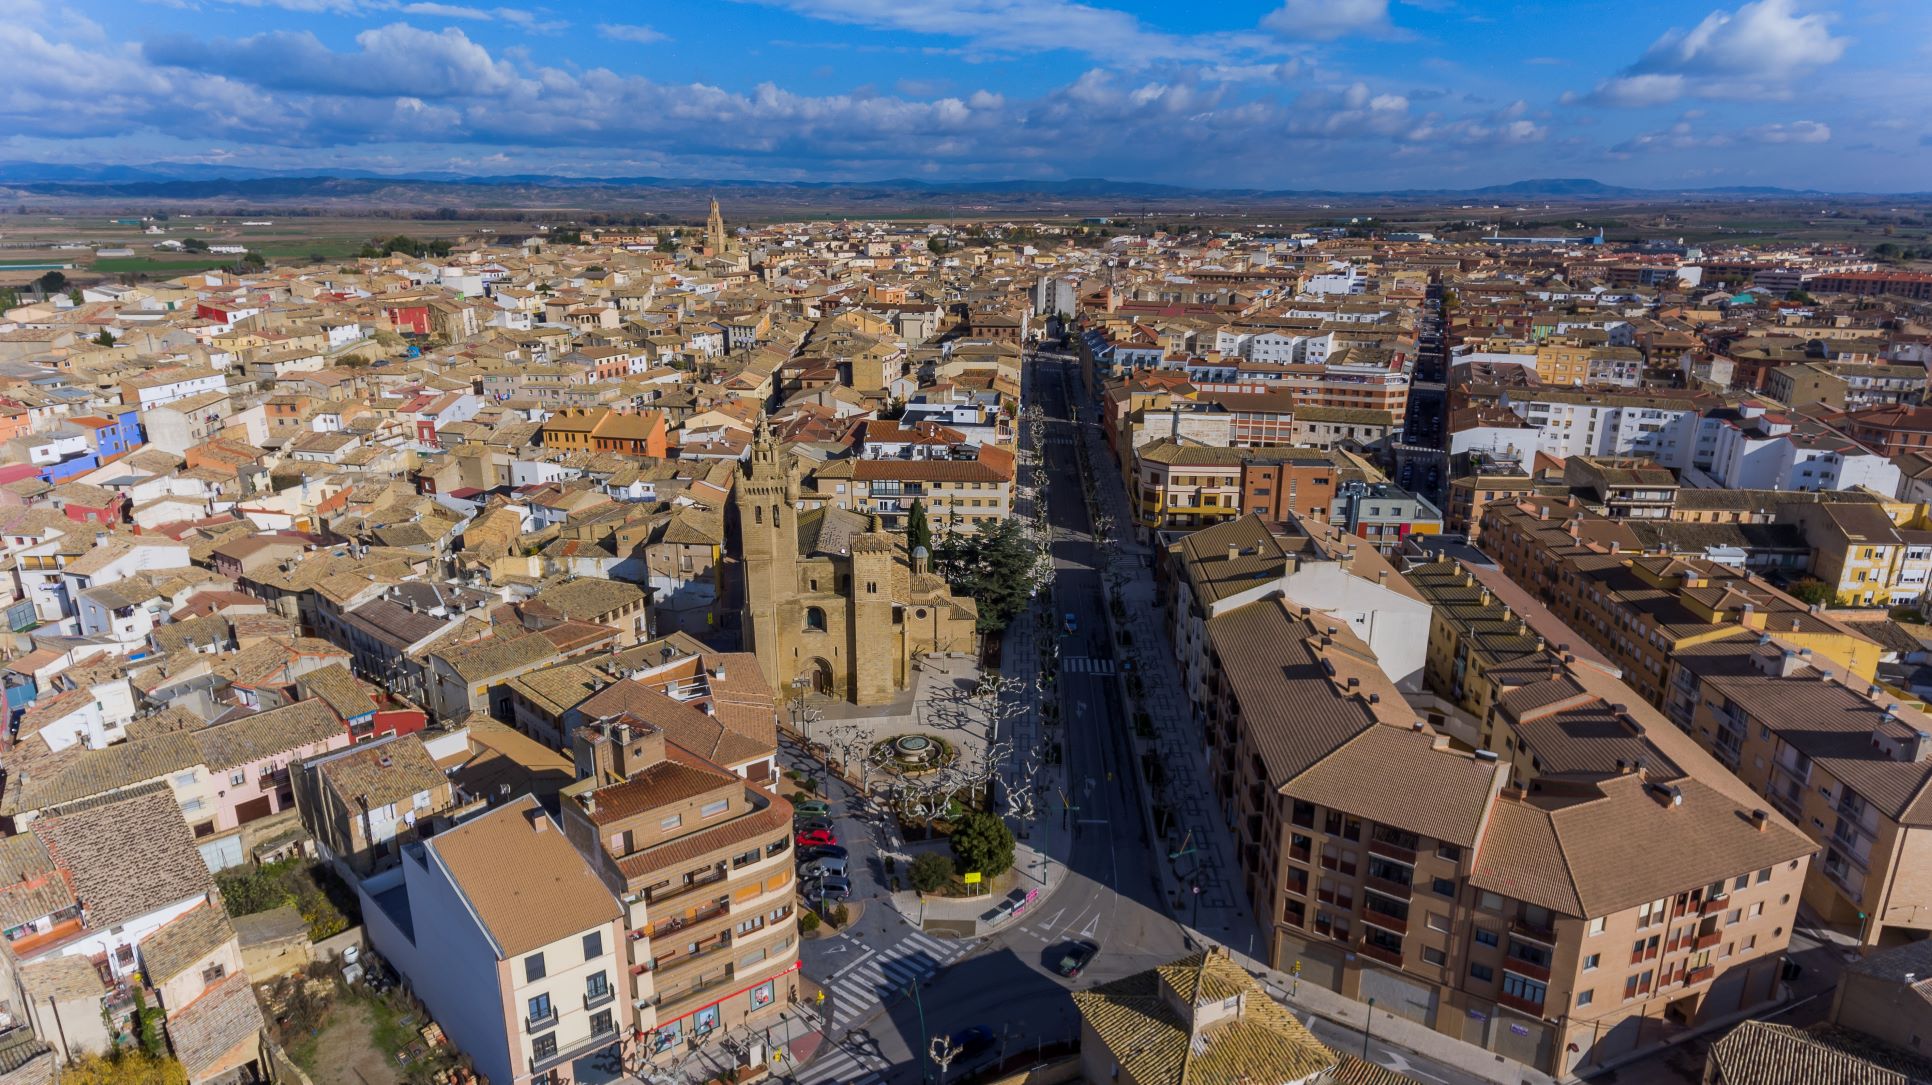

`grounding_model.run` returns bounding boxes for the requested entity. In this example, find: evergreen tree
[907,498,932,557]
